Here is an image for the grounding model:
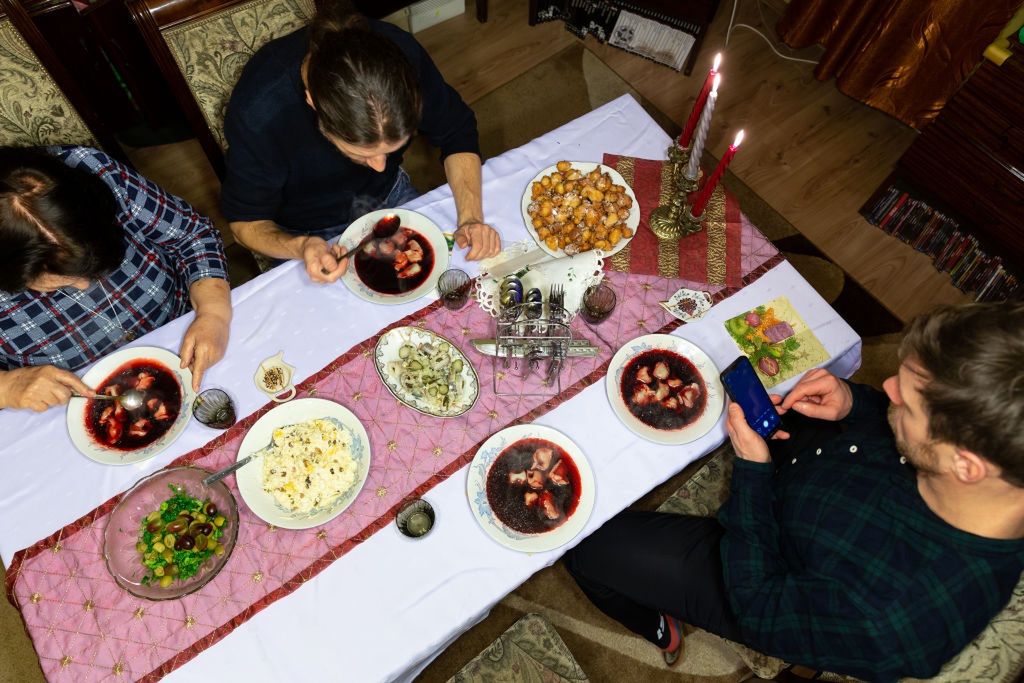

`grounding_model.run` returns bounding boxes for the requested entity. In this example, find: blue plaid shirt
[719,383,1024,681]
[0,147,228,371]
